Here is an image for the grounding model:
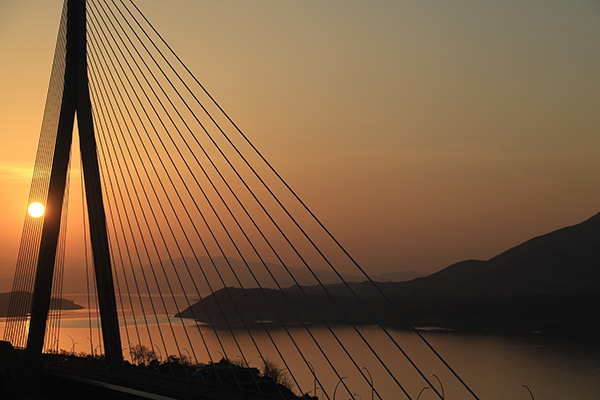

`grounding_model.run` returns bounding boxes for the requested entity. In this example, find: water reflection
[2,295,599,399]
